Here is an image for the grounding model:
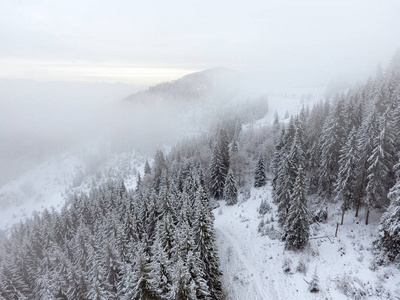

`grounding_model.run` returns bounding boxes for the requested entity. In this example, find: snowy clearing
[214,182,400,300]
